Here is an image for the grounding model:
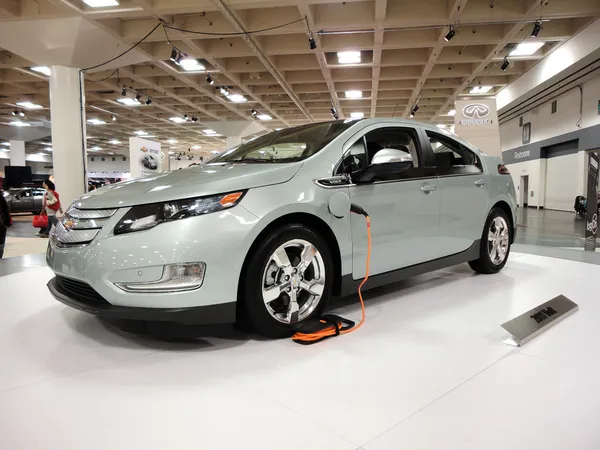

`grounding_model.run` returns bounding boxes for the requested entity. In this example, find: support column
[227,136,242,149]
[9,140,25,166]
[49,66,87,208]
